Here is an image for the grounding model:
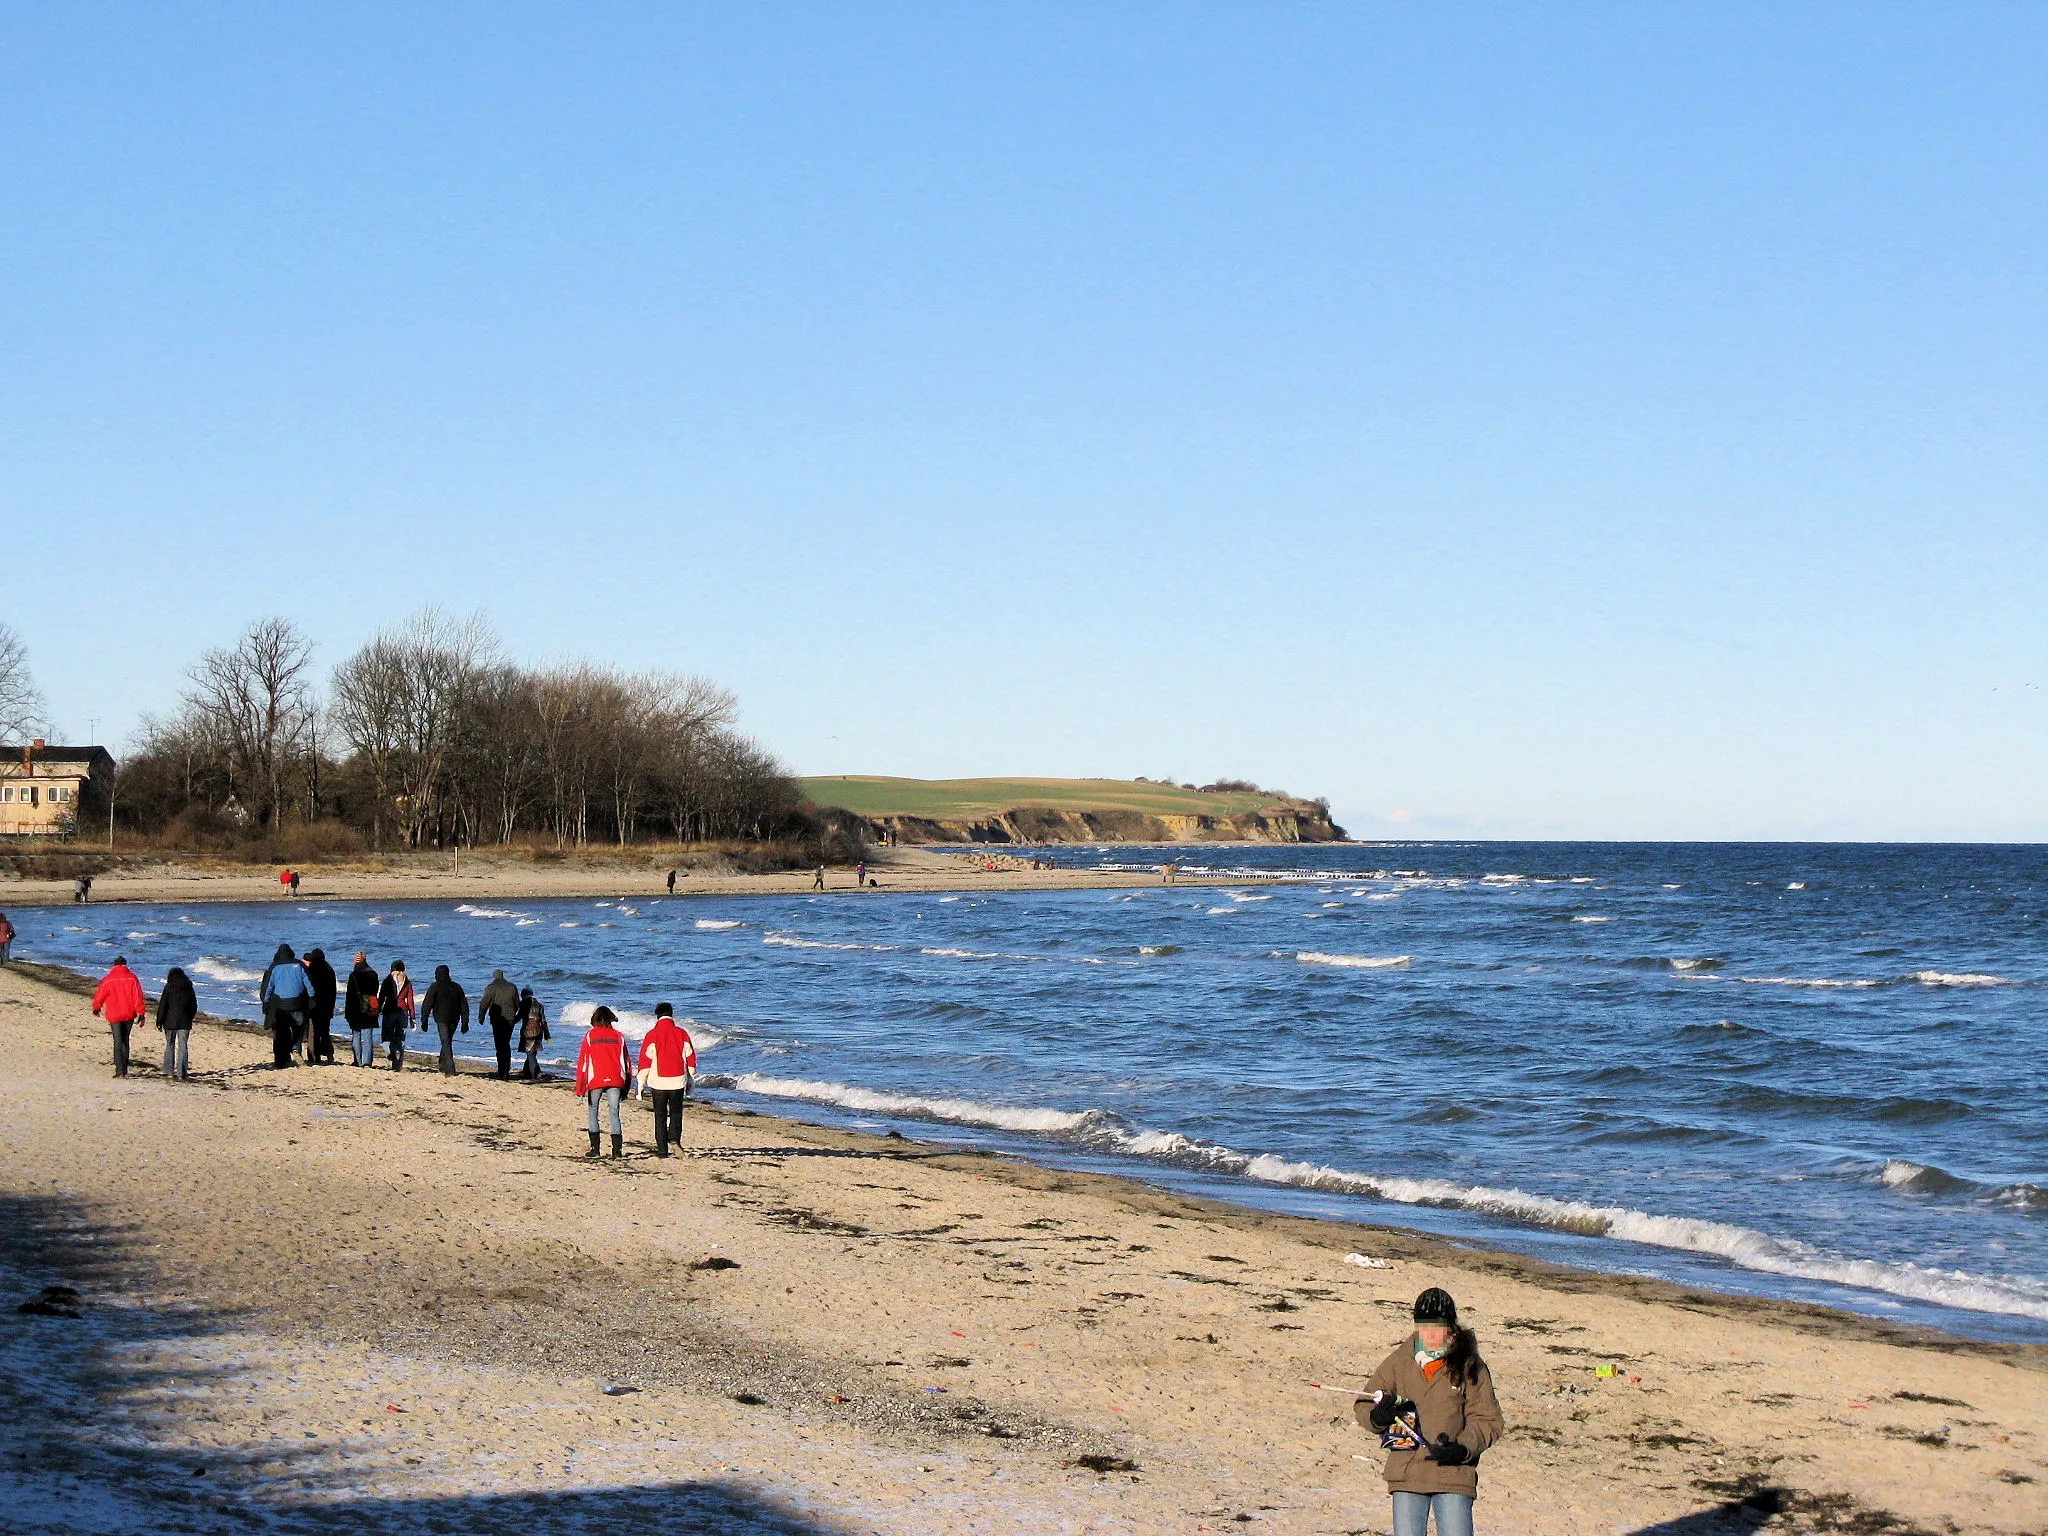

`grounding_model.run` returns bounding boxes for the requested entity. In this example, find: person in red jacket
[91,956,148,1079]
[574,1005,631,1160]
[635,1003,698,1158]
